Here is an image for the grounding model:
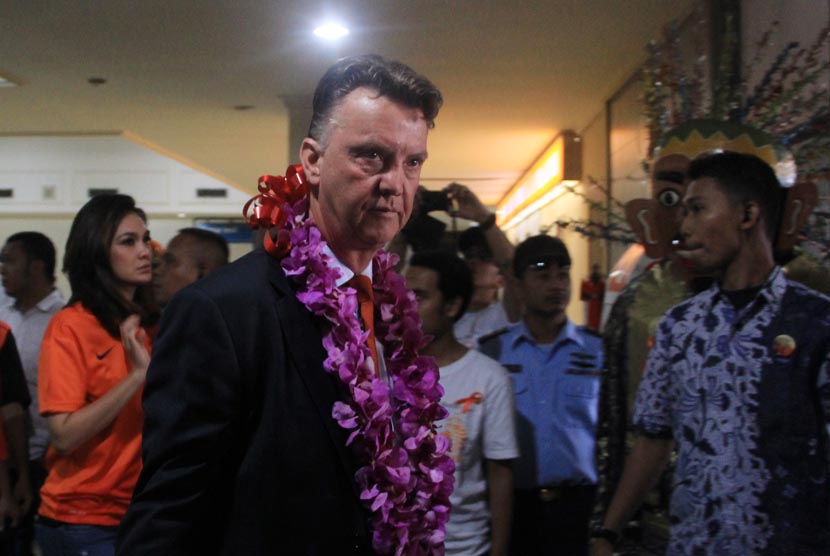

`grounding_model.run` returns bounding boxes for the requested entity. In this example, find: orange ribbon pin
[455,392,484,414]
